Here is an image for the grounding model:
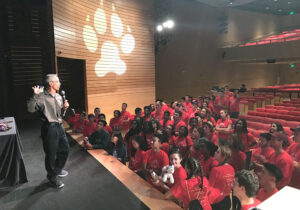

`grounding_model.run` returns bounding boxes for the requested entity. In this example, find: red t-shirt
[171,176,212,210]
[104,125,113,136]
[73,119,88,132]
[238,132,256,152]
[144,133,154,150]
[208,164,235,204]
[256,188,278,202]
[174,120,187,132]
[160,142,170,155]
[130,150,145,171]
[183,102,193,113]
[200,156,218,178]
[202,117,217,127]
[170,136,194,157]
[151,110,164,121]
[229,150,246,172]
[241,198,261,210]
[205,132,218,146]
[67,116,77,126]
[172,166,187,186]
[286,143,300,189]
[182,111,190,125]
[162,104,169,112]
[214,96,229,114]
[216,118,232,140]
[269,151,294,189]
[121,111,131,130]
[109,117,123,132]
[144,149,169,173]
[229,97,240,113]
[83,122,97,137]
[159,119,174,129]
[252,147,274,163]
